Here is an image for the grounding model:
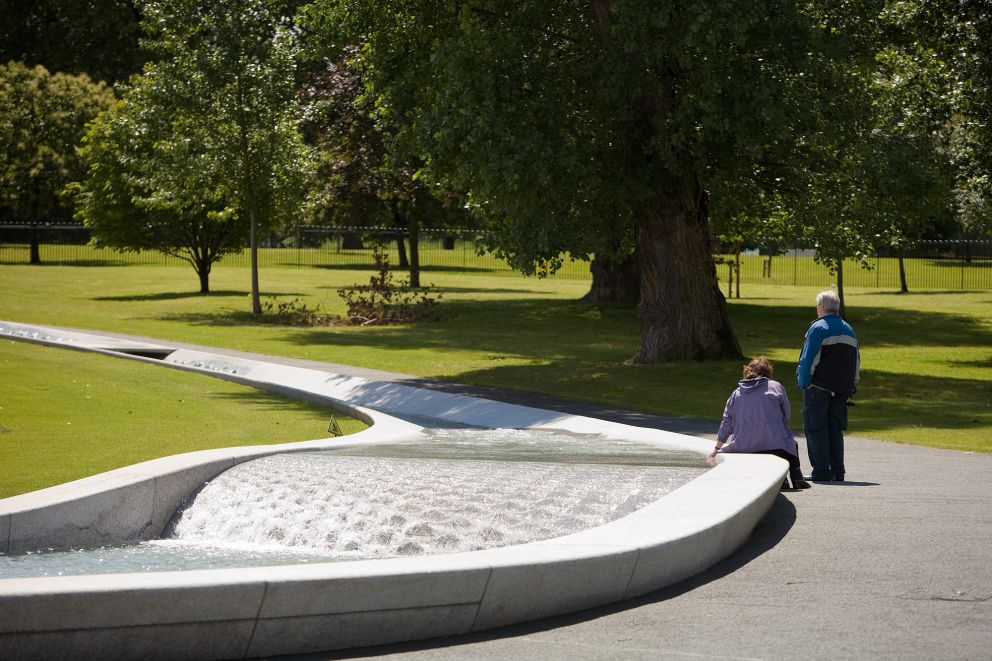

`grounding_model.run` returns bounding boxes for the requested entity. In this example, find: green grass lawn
[0,339,366,498]
[1,262,989,473]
